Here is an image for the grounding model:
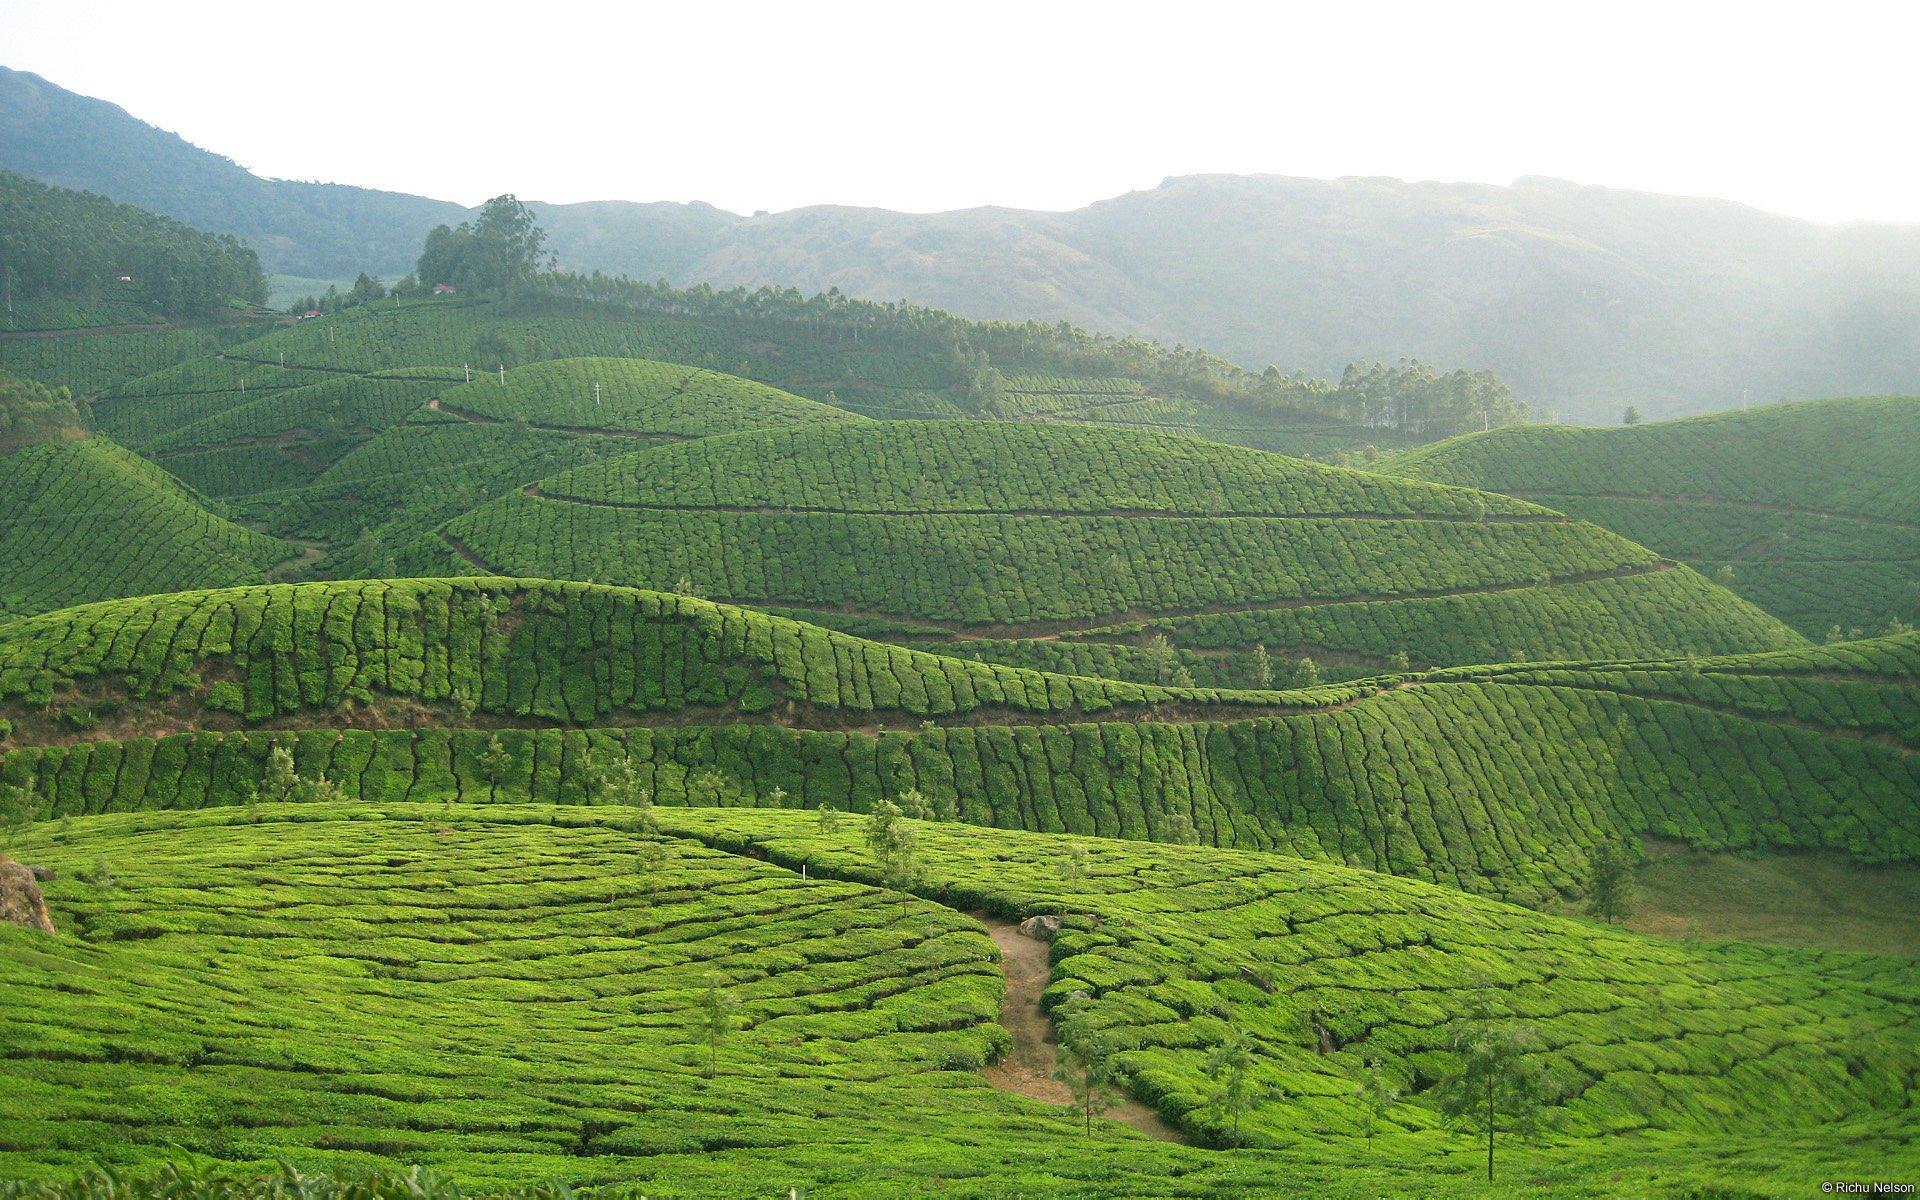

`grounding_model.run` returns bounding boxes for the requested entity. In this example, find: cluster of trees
[0,170,265,317]
[0,370,86,448]
[1330,360,1529,436]
[288,272,397,317]
[416,195,551,294]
